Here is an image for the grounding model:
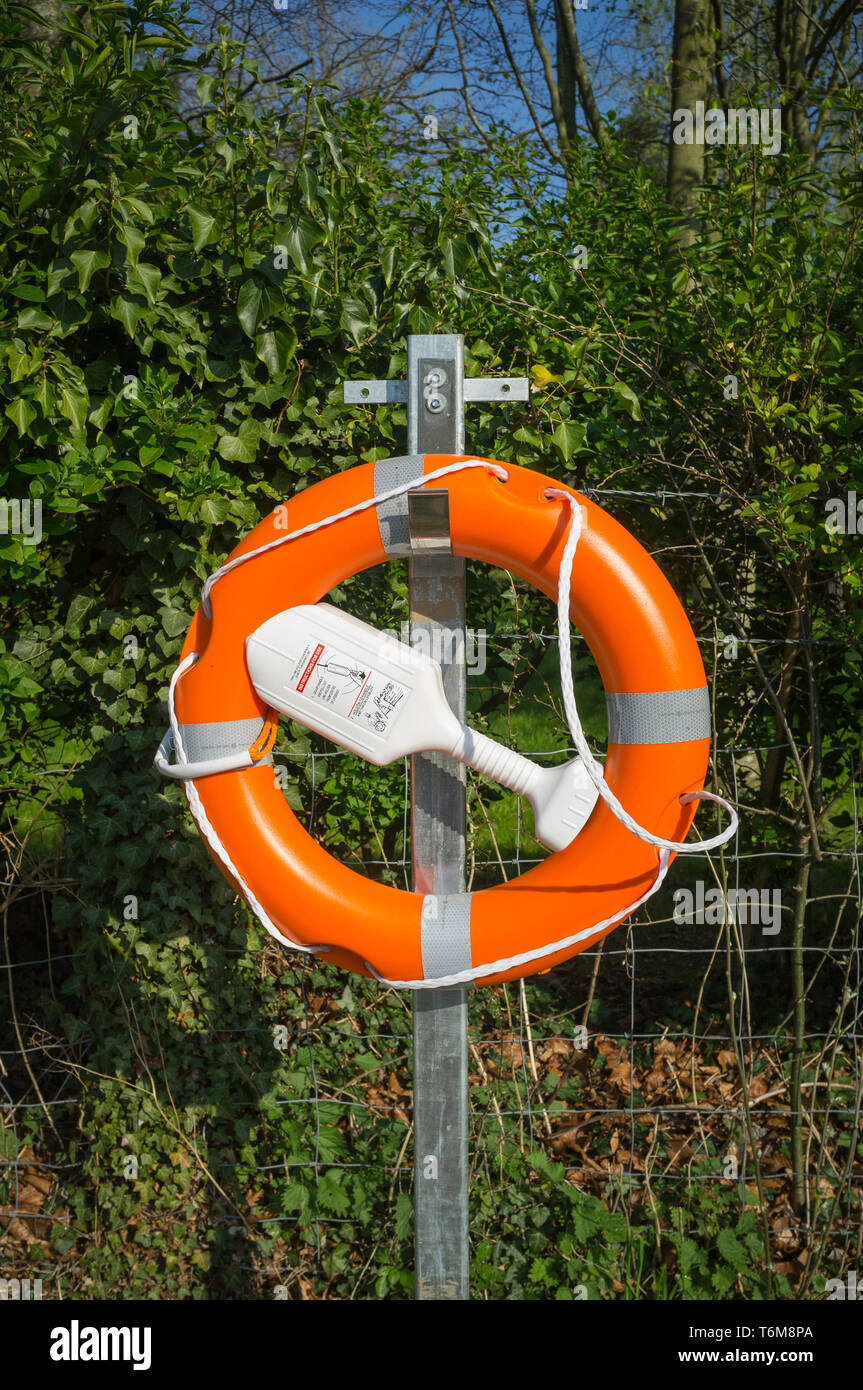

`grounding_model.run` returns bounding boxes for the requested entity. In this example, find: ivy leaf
[214,138,235,170]
[340,296,371,345]
[218,418,263,463]
[5,398,36,436]
[513,425,544,448]
[284,213,321,275]
[297,163,318,207]
[33,378,55,414]
[119,195,154,224]
[70,249,110,292]
[187,205,217,252]
[7,347,31,382]
[198,497,230,526]
[110,295,146,336]
[11,283,45,302]
[237,279,263,338]
[237,280,281,338]
[63,198,99,241]
[17,306,53,330]
[254,327,297,376]
[158,606,191,637]
[46,260,75,297]
[65,593,97,637]
[130,263,162,305]
[441,236,470,281]
[59,386,90,432]
[118,224,145,267]
[551,420,587,462]
[611,381,642,420]
[88,397,113,431]
[196,73,217,105]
